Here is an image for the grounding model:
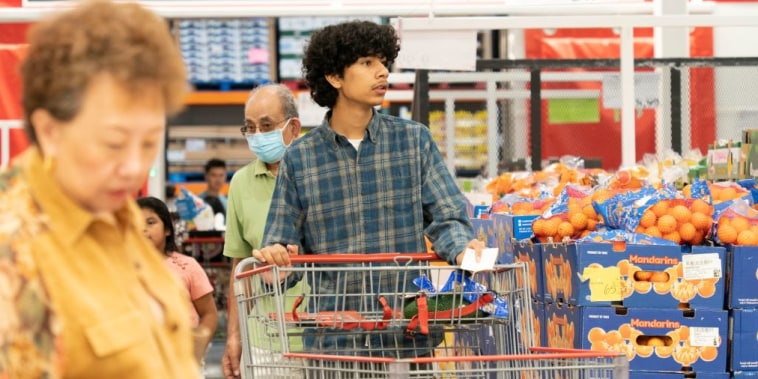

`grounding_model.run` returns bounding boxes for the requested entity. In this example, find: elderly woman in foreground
[0,1,200,378]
